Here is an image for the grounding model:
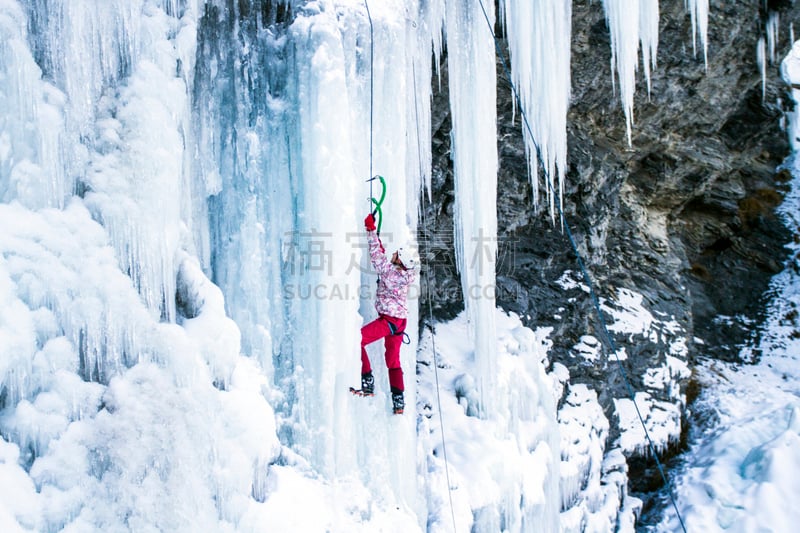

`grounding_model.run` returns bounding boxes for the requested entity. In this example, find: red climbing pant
[361,315,406,391]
